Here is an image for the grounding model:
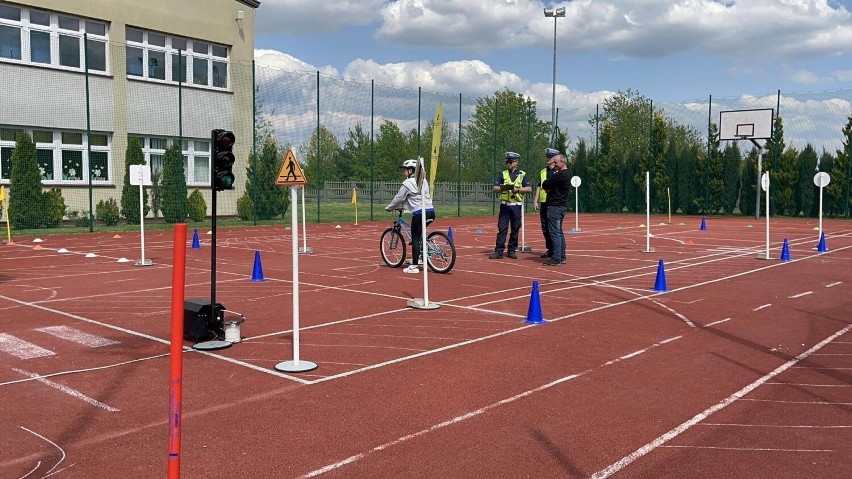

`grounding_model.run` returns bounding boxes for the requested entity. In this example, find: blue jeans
[546,205,566,261]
